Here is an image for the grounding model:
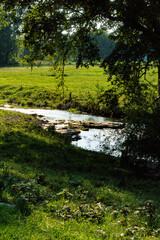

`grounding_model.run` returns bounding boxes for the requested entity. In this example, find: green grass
[0,109,159,239]
[0,65,109,98]
[0,65,116,115]
[0,65,107,88]
[0,65,159,116]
